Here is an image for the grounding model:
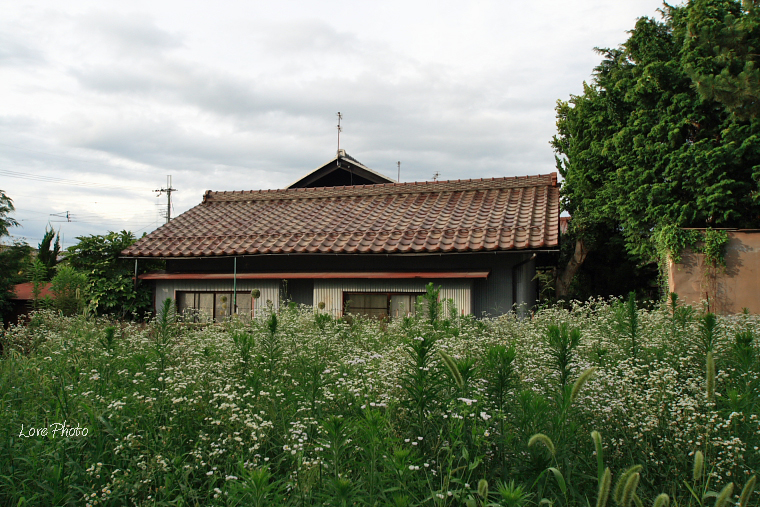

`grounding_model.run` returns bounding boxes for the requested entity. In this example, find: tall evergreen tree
[552,0,760,297]
[37,227,61,280]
